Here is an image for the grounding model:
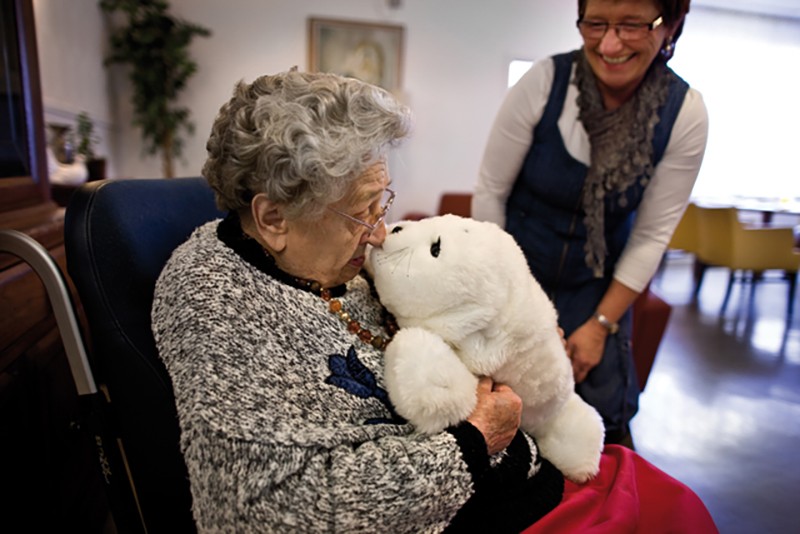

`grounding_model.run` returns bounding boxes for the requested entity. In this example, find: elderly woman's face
[580,0,671,109]
[281,161,391,287]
